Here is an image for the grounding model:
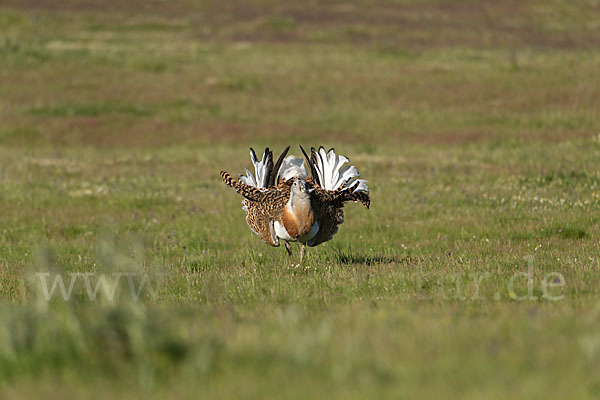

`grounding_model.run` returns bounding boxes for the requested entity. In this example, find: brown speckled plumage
[305,177,370,247]
[220,171,289,246]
